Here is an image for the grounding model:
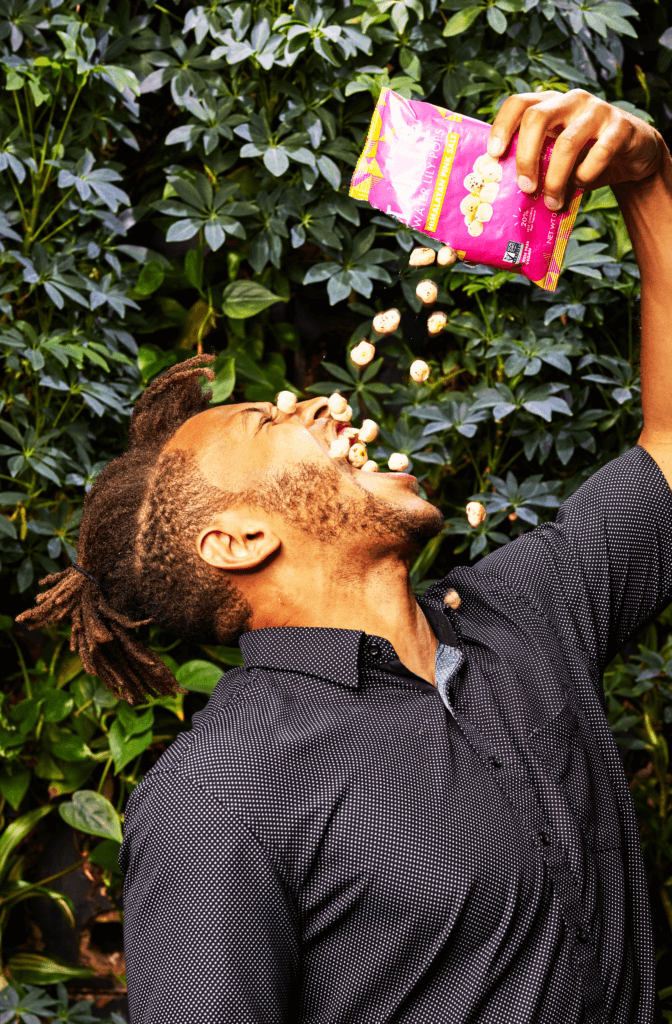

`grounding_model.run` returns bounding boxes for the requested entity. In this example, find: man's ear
[197,511,280,571]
